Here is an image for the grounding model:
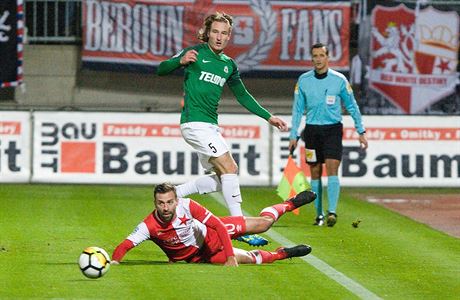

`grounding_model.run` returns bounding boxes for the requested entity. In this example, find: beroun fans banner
[369,4,459,114]
[81,0,351,74]
[0,0,24,88]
